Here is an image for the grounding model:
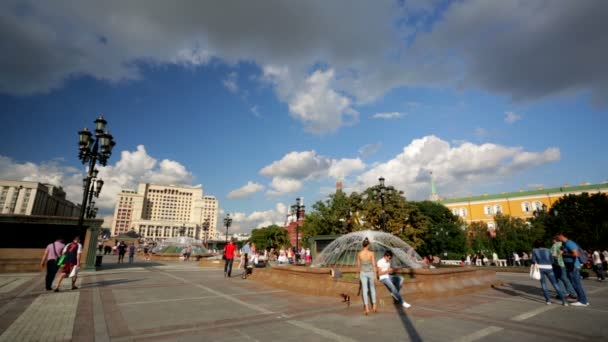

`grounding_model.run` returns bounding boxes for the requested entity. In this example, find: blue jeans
[360,271,376,306]
[566,265,588,304]
[380,275,405,304]
[539,268,566,303]
[552,264,576,296]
